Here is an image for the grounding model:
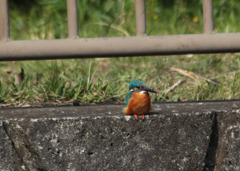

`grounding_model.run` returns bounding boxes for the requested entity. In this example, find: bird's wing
[125,89,141,106]
[125,91,133,106]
